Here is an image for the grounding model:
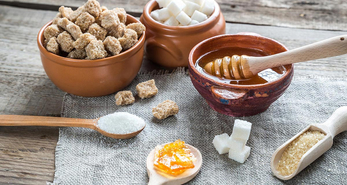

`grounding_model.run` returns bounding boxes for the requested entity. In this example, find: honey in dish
[196,47,287,85]
[153,139,195,176]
